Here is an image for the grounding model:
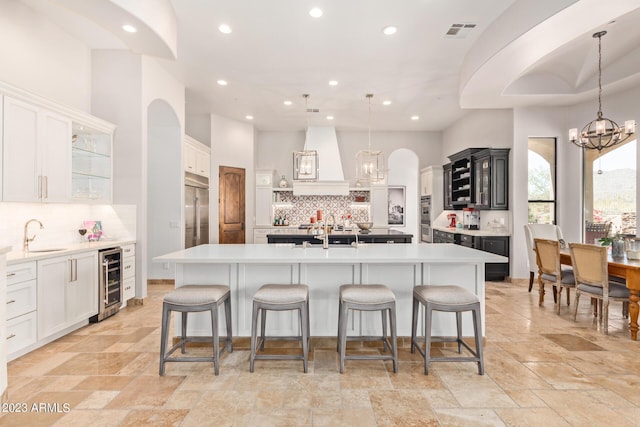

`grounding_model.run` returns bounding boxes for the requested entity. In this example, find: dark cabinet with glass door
[443,163,453,210]
[473,148,509,210]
